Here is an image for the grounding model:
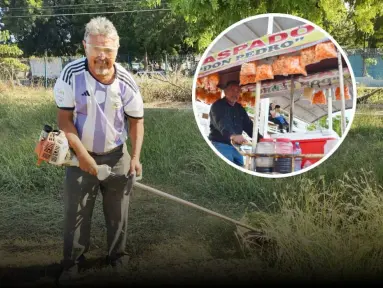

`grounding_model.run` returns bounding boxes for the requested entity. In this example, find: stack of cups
[274,138,293,174]
[255,138,275,173]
